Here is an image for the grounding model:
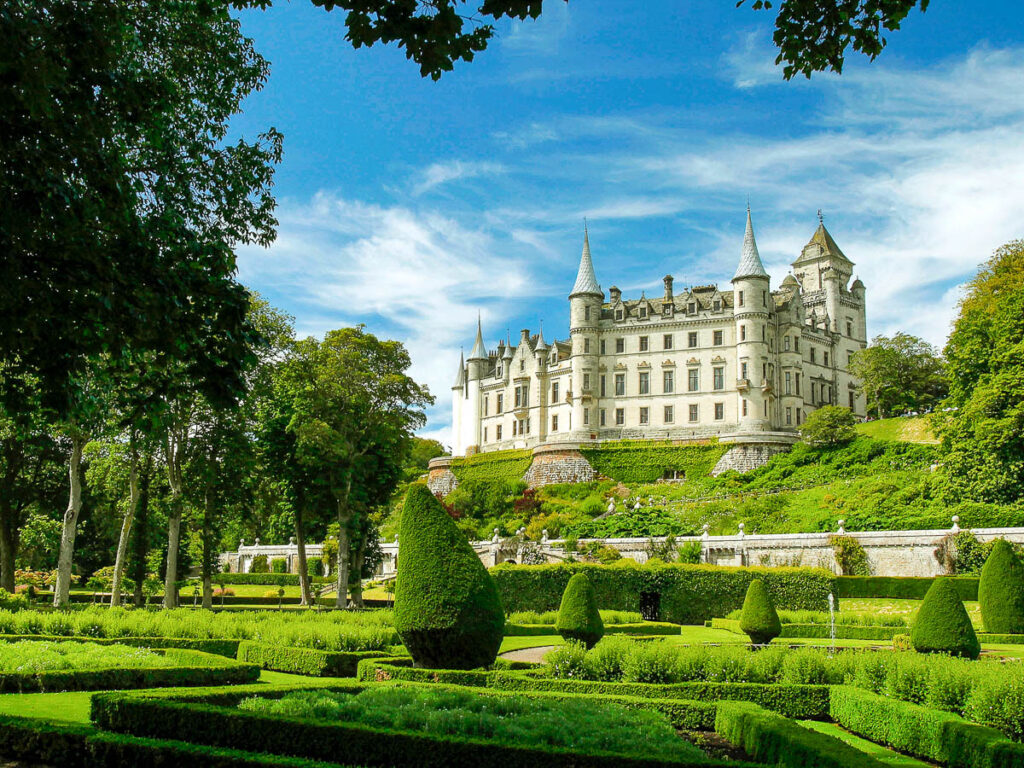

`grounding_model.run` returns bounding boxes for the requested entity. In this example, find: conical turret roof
[570,225,603,298]
[806,222,850,263]
[452,350,465,388]
[467,315,487,361]
[535,322,549,352]
[733,208,769,282]
[502,331,514,360]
